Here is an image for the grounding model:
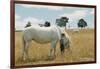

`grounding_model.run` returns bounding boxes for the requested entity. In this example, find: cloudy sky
[15,4,95,30]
